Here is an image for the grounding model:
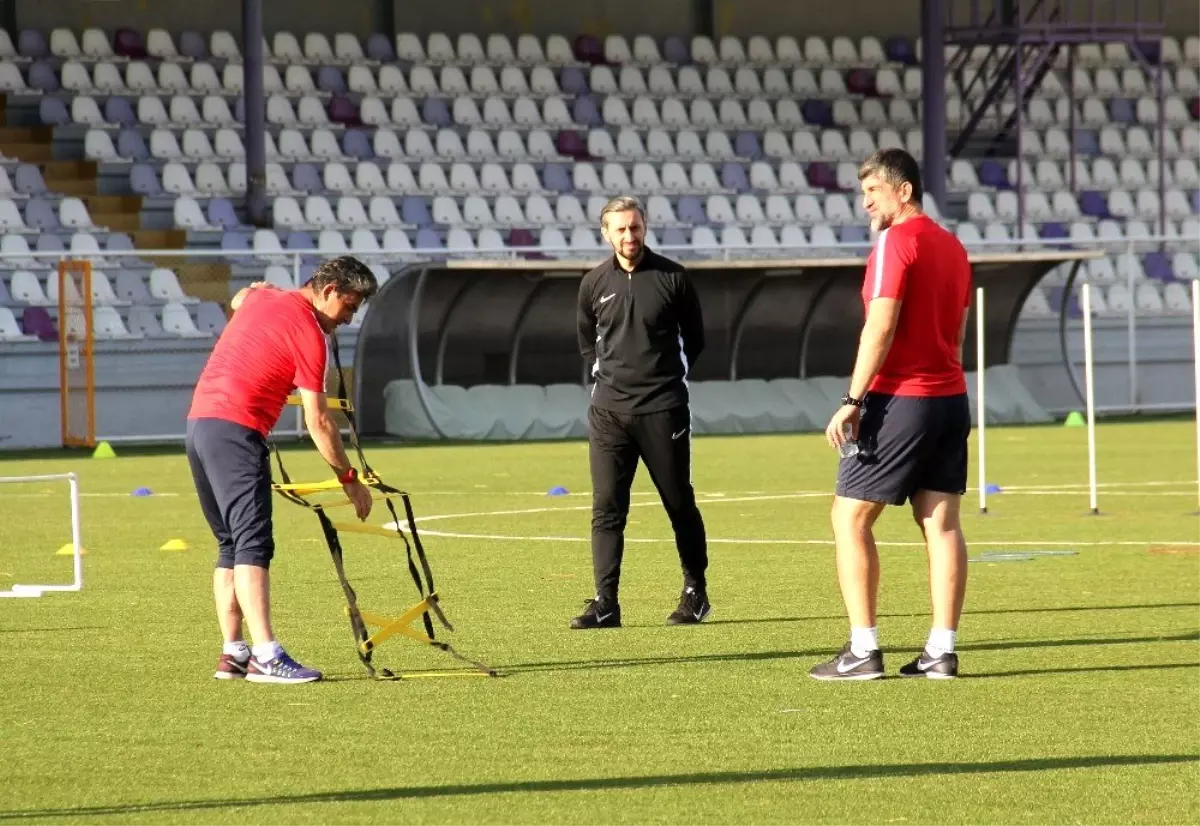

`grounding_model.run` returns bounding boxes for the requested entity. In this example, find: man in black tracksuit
[570,195,711,629]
